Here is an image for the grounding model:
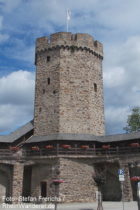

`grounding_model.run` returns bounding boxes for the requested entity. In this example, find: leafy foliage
[123,107,140,133]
